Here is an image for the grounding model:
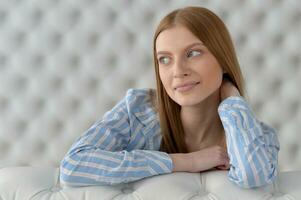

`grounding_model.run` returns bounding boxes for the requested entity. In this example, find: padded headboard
[0,0,300,171]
